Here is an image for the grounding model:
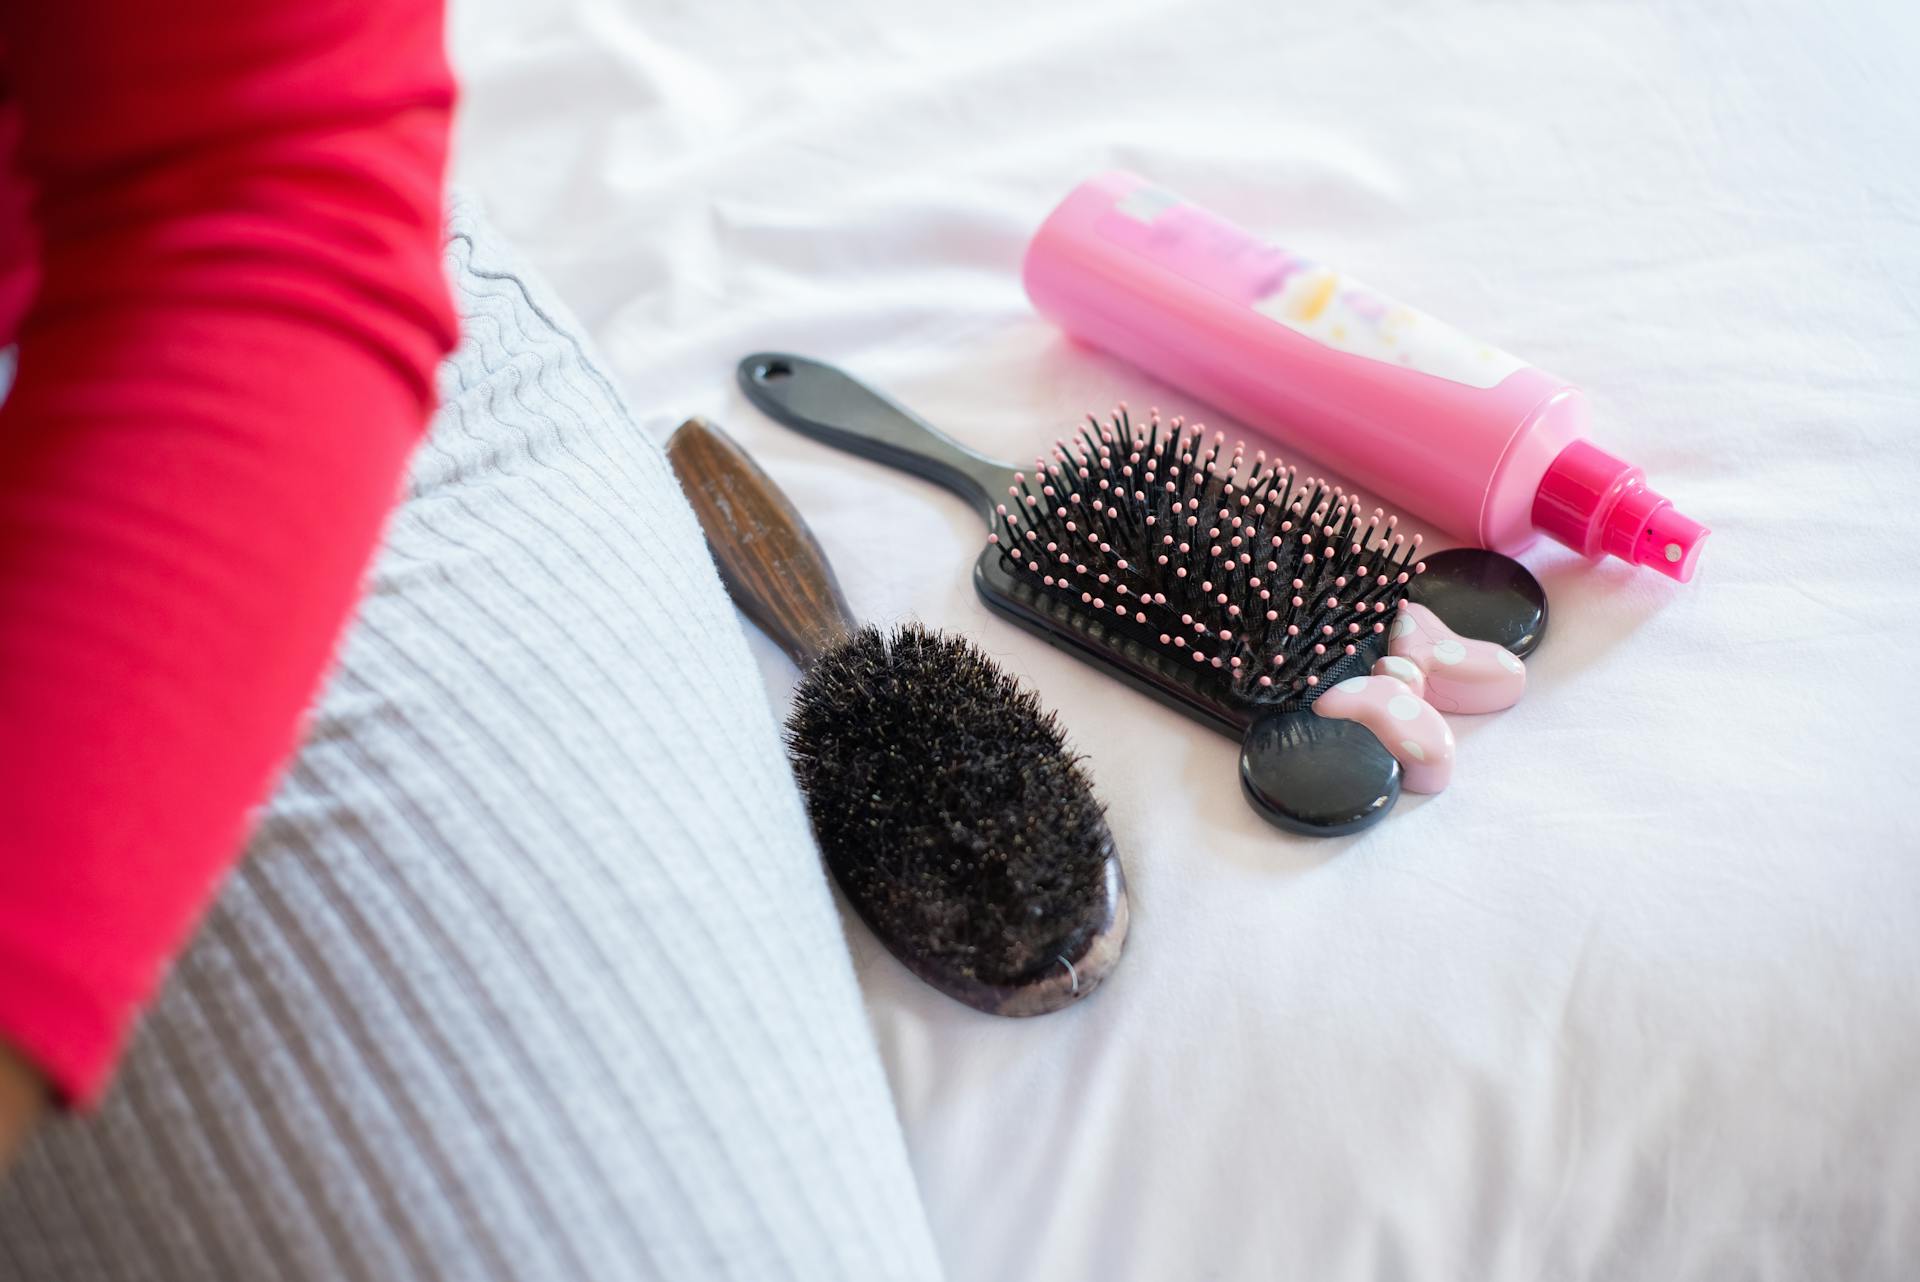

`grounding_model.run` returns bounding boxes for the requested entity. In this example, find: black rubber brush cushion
[1405,548,1548,657]
[1240,710,1401,837]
